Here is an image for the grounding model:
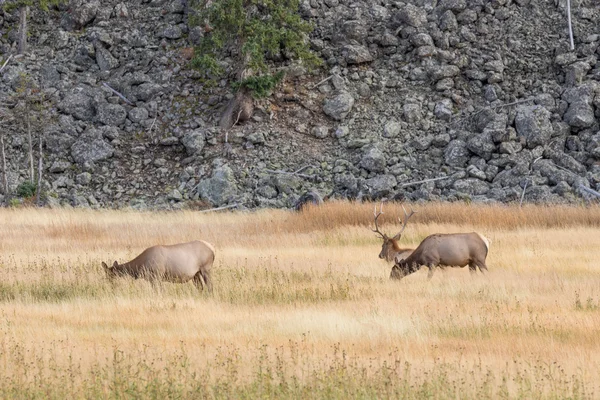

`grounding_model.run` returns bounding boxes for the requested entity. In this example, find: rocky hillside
[0,0,599,210]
